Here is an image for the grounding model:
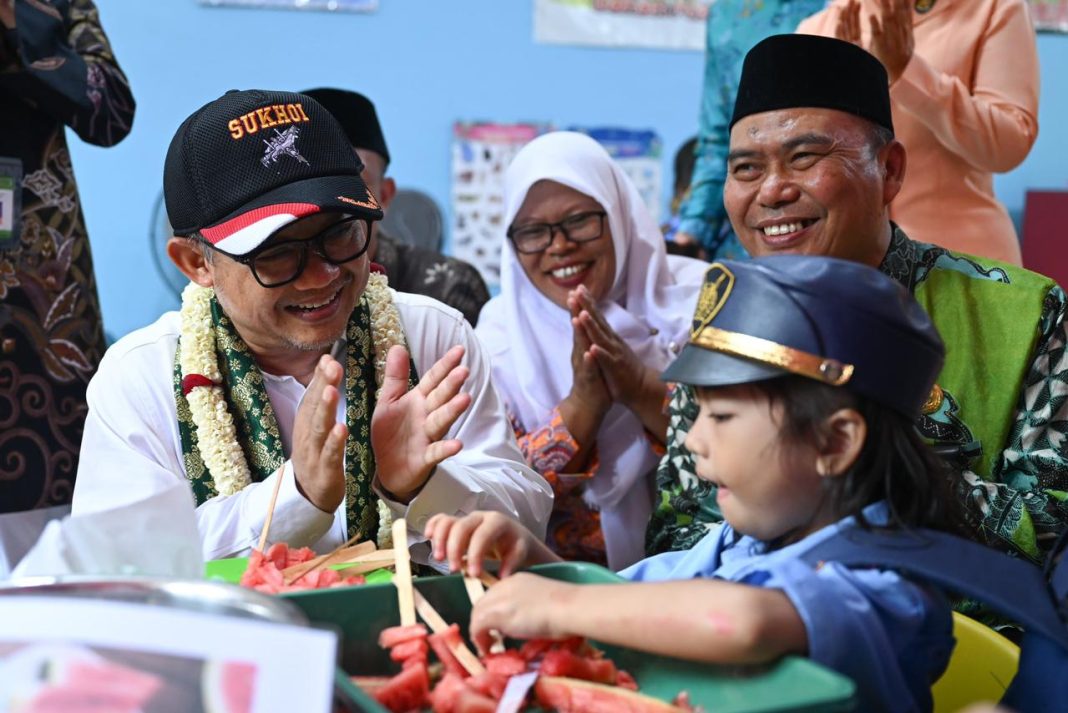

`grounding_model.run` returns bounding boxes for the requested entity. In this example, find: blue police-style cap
[662,256,945,417]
